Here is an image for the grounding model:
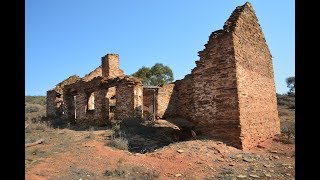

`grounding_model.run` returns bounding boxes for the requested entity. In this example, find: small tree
[286,76,295,96]
[132,63,174,86]
[149,63,174,86]
[131,66,151,85]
